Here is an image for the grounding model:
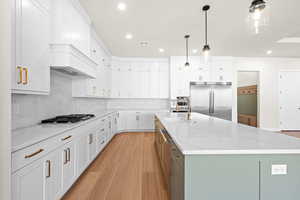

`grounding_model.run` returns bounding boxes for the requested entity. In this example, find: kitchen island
[155,112,300,200]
